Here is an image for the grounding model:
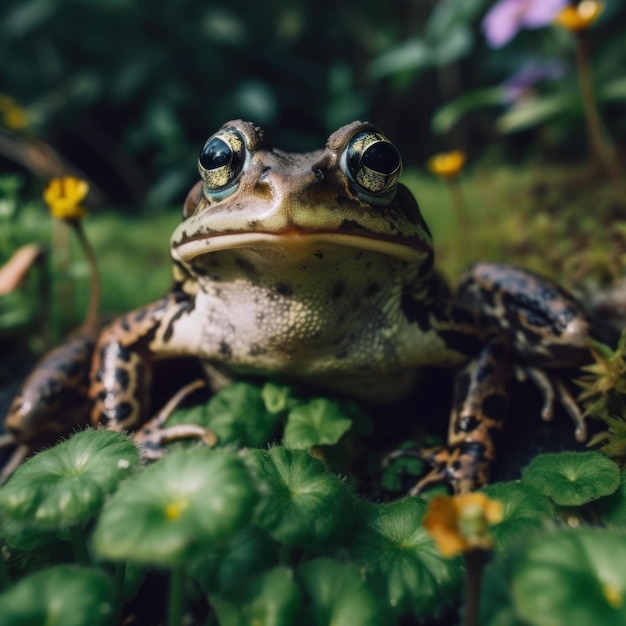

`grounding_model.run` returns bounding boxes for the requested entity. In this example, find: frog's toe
[515,365,587,442]
[409,443,489,495]
[386,443,488,495]
[135,423,217,460]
